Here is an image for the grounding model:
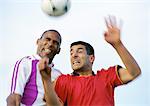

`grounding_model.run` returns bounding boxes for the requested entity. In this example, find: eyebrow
[44,37,60,45]
[70,47,84,52]
[78,48,84,50]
